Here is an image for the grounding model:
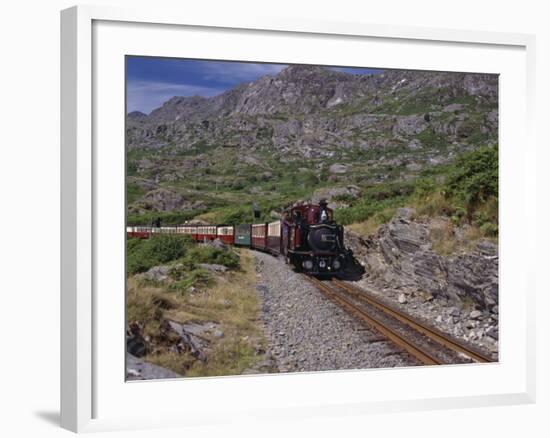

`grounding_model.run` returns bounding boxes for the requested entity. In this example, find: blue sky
[126,57,382,114]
